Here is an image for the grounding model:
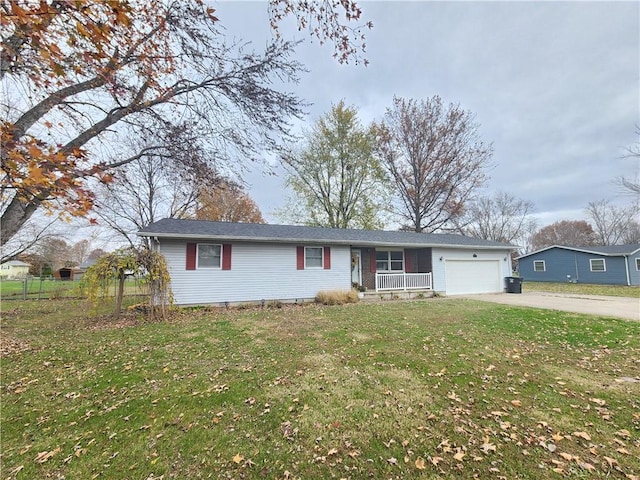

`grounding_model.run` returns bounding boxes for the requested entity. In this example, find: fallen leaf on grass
[9,465,24,475]
[431,456,444,466]
[558,452,575,461]
[510,400,522,407]
[35,447,61,463]
[603,456,618,467]
[232,453,244,464]
[573,431,591,441]
[453,451,466,462]
[415,457,426,470]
